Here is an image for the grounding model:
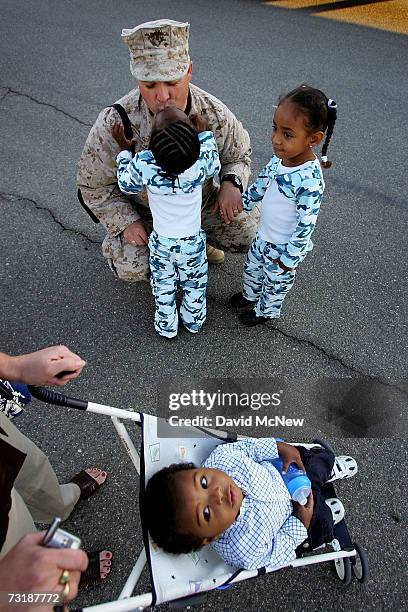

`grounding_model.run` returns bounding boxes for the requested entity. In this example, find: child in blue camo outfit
[230,84,337,326]
[113,107,220,338]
